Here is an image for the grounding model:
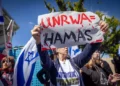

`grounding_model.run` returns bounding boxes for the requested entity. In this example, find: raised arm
[37,43,54,70]
[31,25,54,71]
[73,21,109,68]
[73,43,100,68]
